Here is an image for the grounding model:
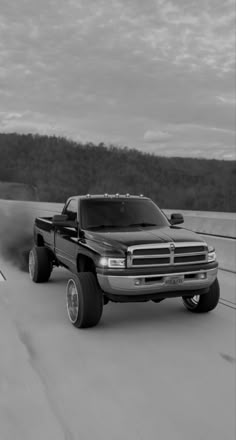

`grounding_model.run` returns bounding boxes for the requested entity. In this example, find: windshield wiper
[88,224,121,229]
[127,222,158,227]
[88,223,158,229]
